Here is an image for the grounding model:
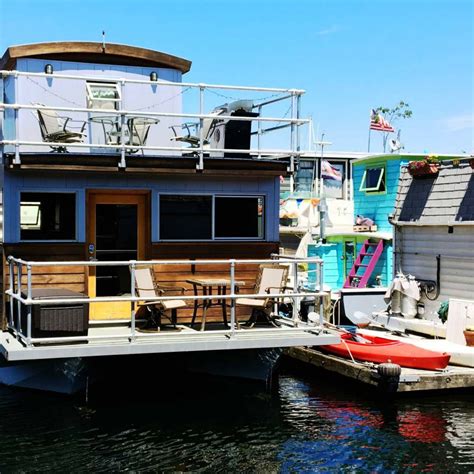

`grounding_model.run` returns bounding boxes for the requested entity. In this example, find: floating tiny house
[0,42,337,392]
